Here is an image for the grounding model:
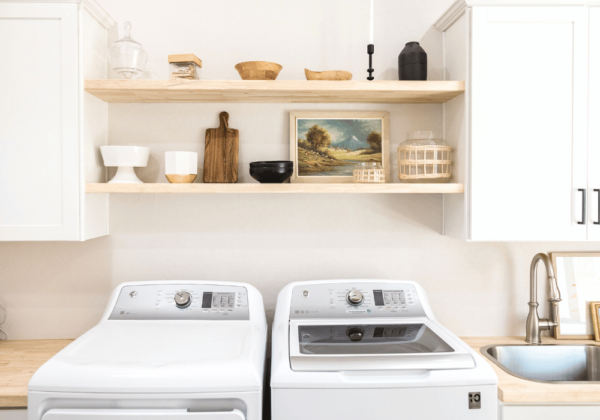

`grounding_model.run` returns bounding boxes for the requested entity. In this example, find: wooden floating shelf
[85,183,464,194]
[84,80,465,104]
